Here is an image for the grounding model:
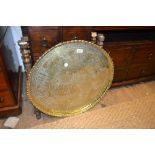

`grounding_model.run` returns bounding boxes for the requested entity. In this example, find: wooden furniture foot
[34,107,41,119]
